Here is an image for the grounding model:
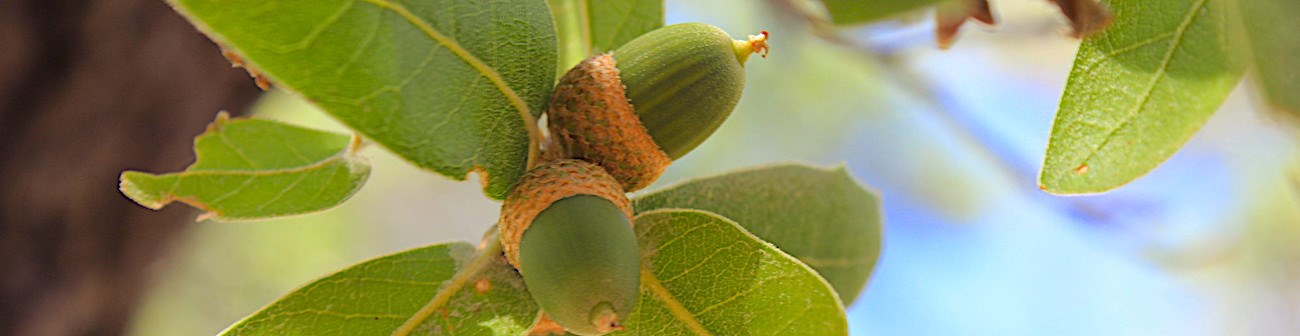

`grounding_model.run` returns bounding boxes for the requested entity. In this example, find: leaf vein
[390,244,497,336]
[355,0,539,151]
[1078,0,1210,164]
[694,274,796,317]
[217,128,259,169]
[659,241,740,284]
[266,1,355,53]
[640,267,713,336]
[252,169,313,212]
